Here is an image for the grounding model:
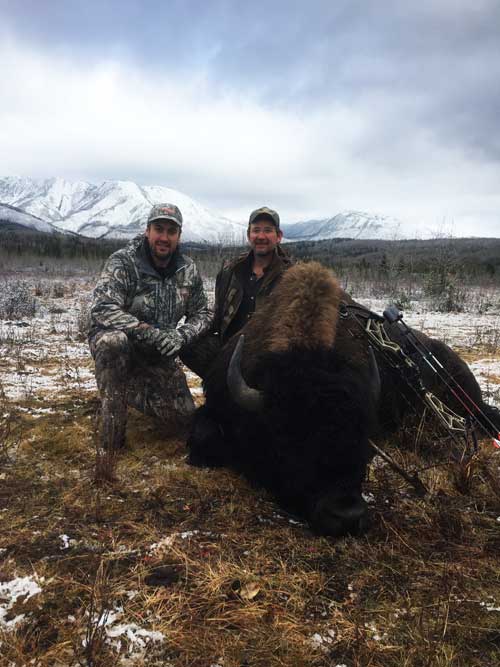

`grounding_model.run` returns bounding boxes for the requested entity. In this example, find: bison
[187,262,499,537]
